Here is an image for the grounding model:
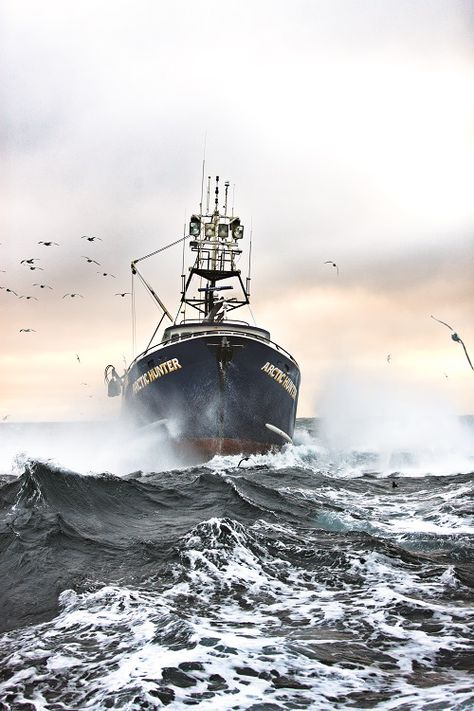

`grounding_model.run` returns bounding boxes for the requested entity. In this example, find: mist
[317,370,474,475]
